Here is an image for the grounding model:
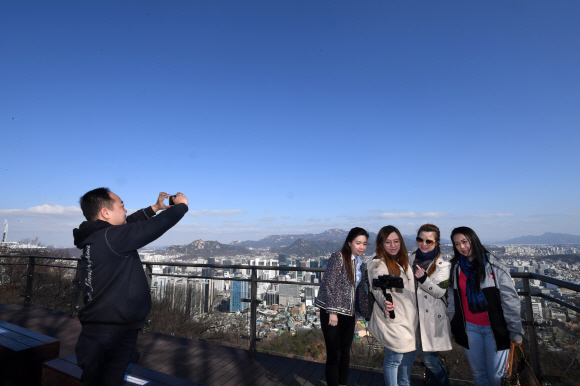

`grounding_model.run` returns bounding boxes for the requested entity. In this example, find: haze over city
[1,1,579,248]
